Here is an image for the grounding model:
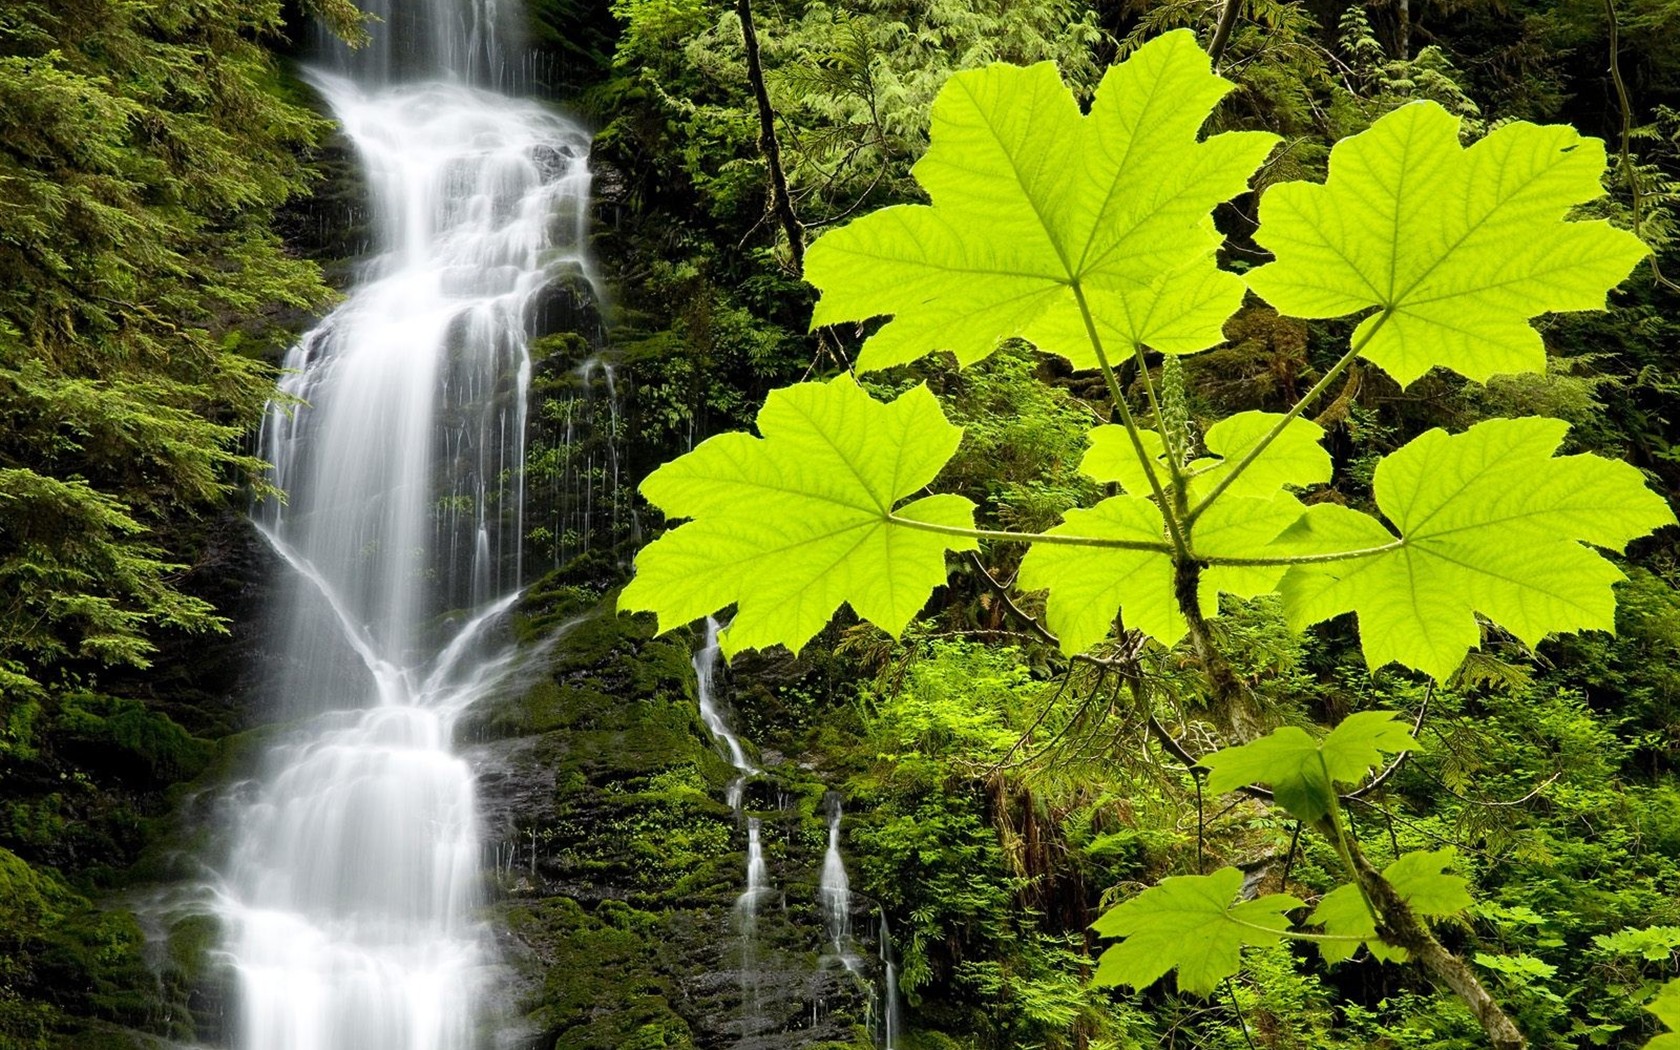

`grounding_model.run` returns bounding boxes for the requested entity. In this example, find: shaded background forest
[3,0,1680,1047]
